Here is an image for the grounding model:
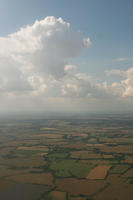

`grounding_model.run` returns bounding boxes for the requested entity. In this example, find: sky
[0,0,133,114]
